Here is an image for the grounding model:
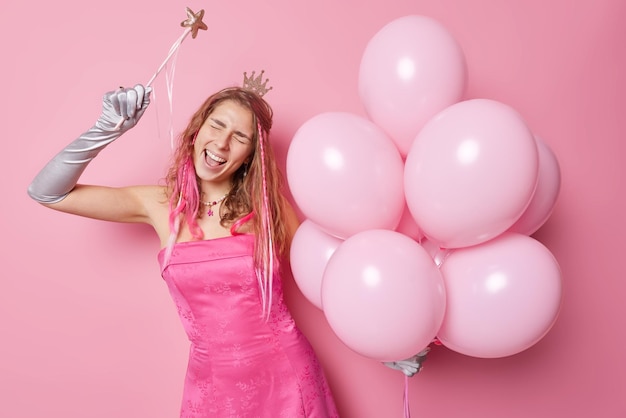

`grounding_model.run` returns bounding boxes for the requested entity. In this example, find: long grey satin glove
[27,85,151,203]
[383,347,430,377]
